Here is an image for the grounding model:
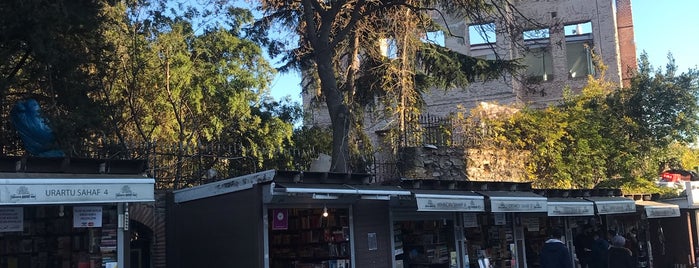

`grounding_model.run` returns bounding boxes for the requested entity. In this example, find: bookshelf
[395,220,453,268]
[269,208,351,268]
[0,206,118,268]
